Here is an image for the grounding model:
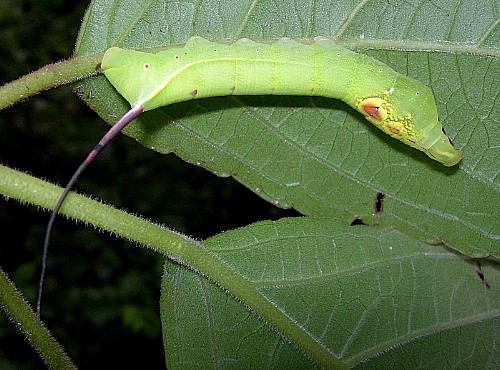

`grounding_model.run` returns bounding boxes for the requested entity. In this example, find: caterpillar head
[358,90,462,167]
